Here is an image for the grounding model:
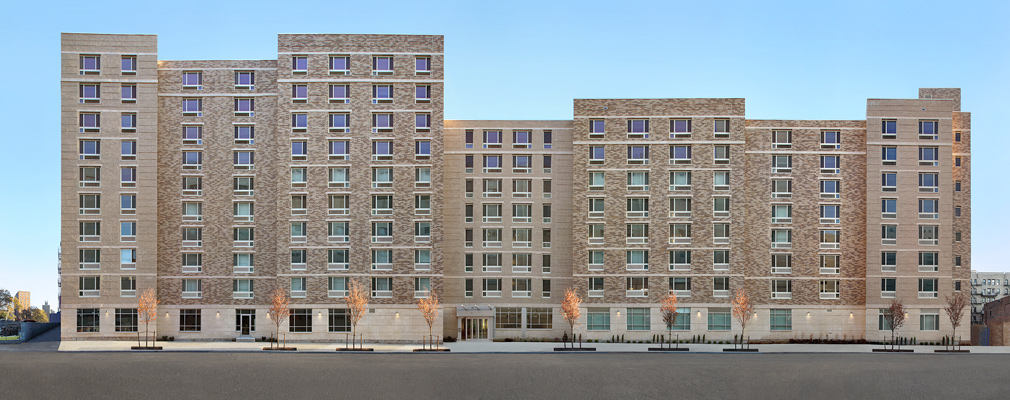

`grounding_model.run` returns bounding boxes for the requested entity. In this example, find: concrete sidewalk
[58,340,998,353]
